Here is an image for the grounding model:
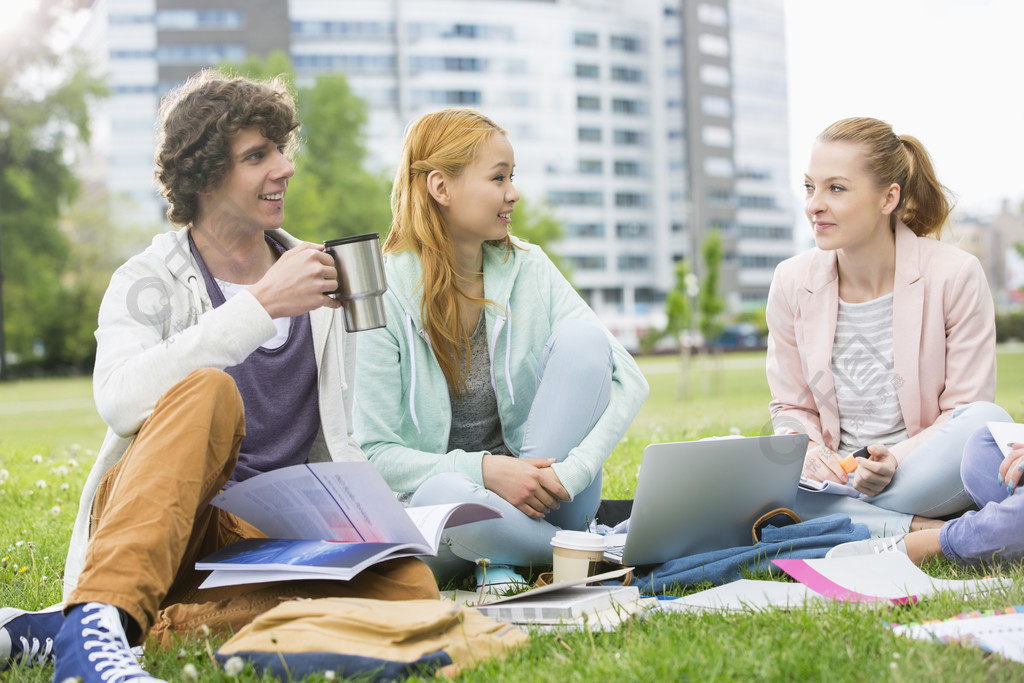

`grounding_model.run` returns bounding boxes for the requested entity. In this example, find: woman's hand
[482,454,569,519]
[998,443,1024,494]
[802,442,848,484]
[852,444,897,497]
